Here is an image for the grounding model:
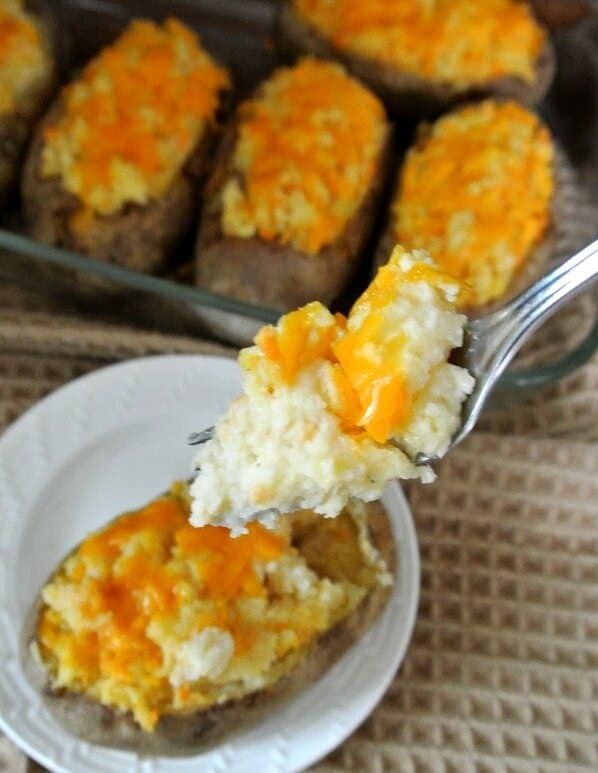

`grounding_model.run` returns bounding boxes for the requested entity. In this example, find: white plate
[0,355,419,773]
